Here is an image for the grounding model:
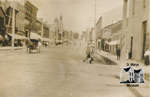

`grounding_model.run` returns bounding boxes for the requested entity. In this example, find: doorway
[142,21,147,59]
[129,36,133,59]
